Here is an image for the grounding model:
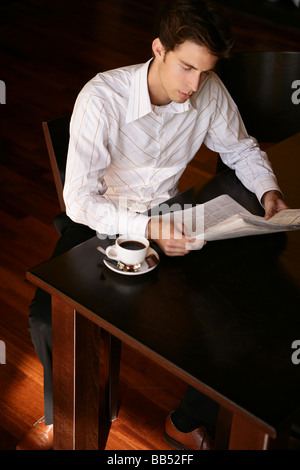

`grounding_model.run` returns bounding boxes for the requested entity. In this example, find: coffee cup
[106,234,149,266]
